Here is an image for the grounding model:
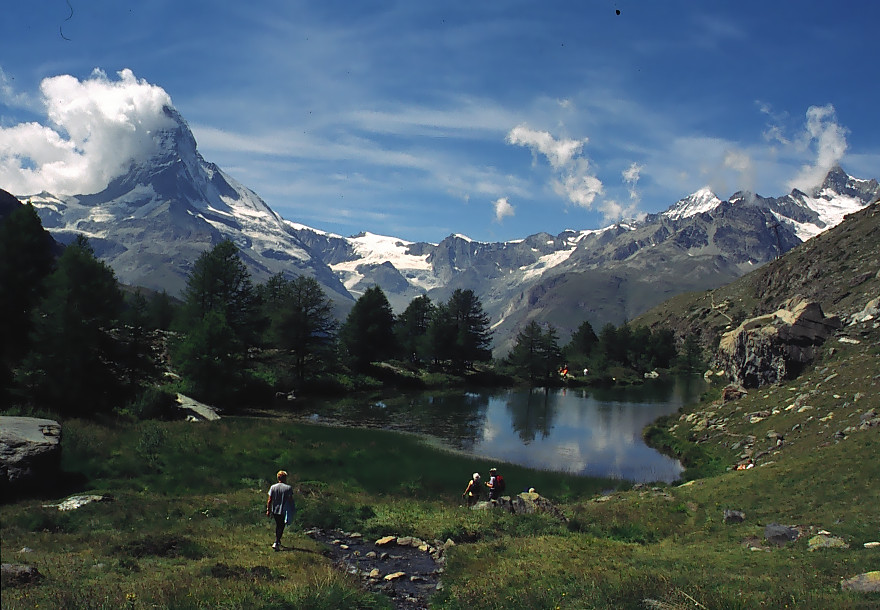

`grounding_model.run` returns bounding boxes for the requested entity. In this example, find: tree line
[1,205,495,416]
[503,317,704,384]
[1,204,702,418]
